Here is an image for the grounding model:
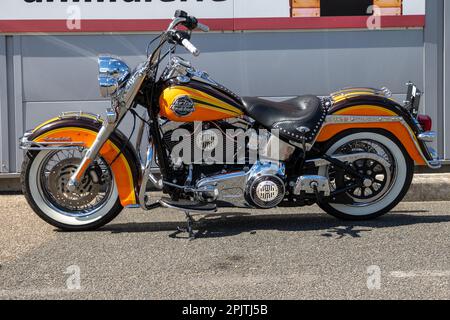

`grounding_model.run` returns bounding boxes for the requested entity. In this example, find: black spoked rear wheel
[318,130,414,221]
